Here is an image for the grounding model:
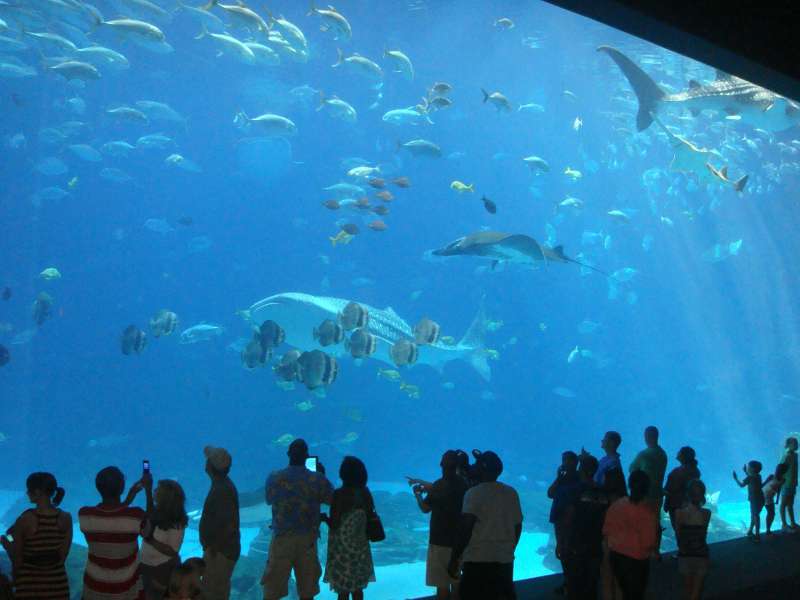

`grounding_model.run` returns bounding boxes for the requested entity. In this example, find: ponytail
[53,486,66,507]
